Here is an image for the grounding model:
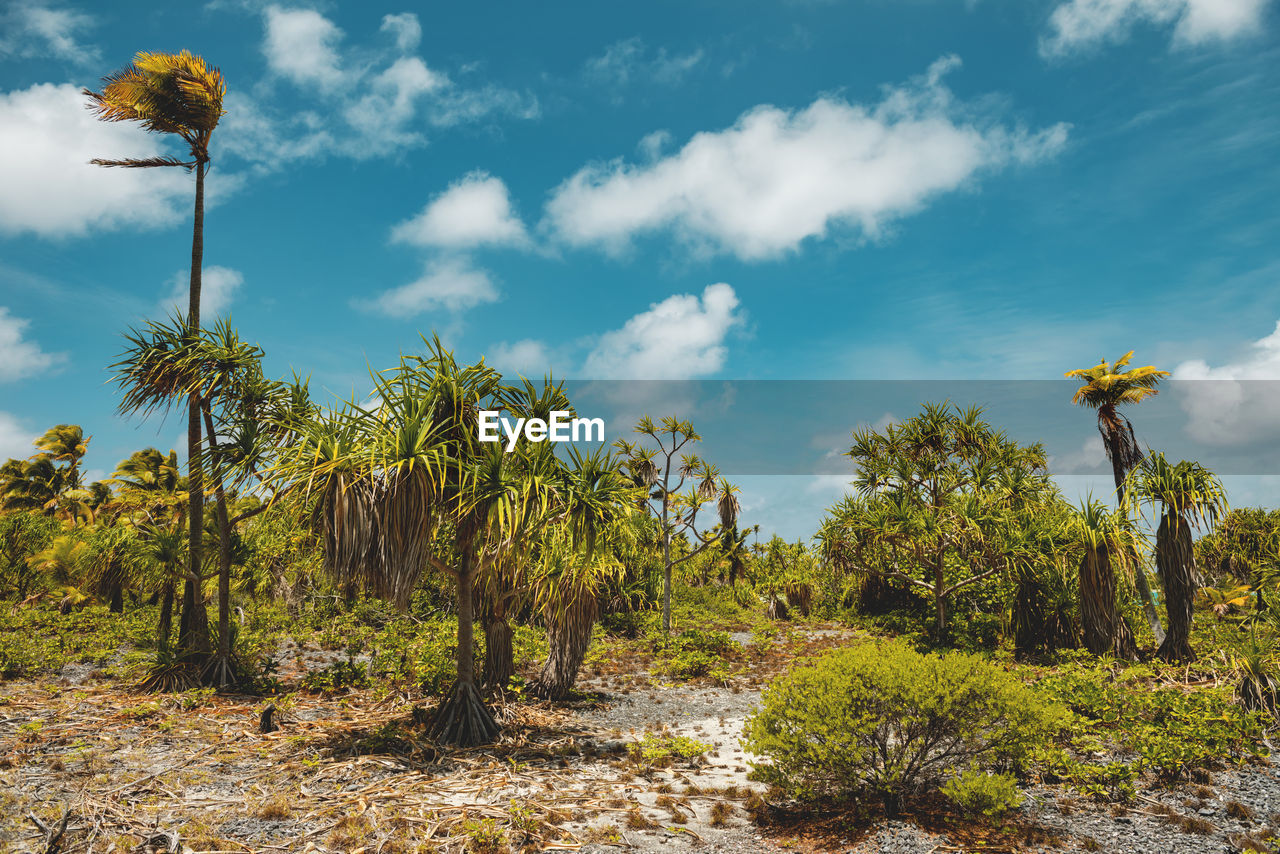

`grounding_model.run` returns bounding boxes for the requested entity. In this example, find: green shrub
[300,658,368,694]
[743,640,1063,812]
[628,731,710,767]
[652,628,736,680]
[1038,664,1268,783]
[941,767,1024,818]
